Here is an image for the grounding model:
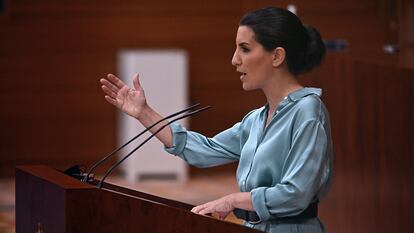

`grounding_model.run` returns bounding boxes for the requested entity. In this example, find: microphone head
[64,165,94,182]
